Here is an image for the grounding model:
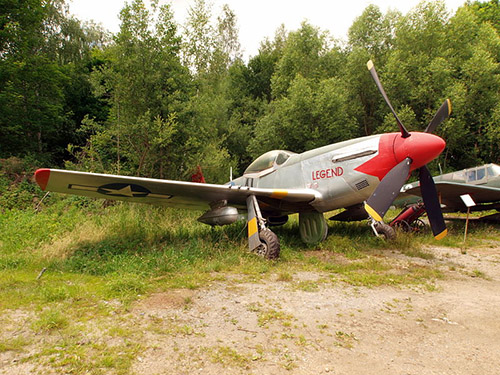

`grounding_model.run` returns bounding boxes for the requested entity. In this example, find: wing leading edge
[35,169,320,211]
